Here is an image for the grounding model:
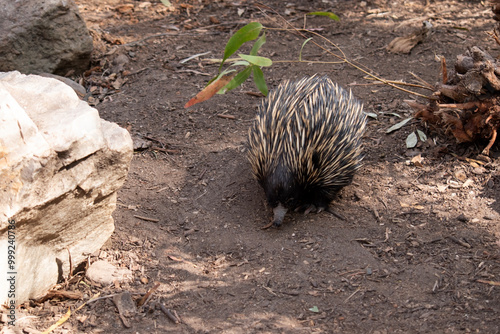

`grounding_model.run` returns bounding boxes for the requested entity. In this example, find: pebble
[86,260,133,285]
